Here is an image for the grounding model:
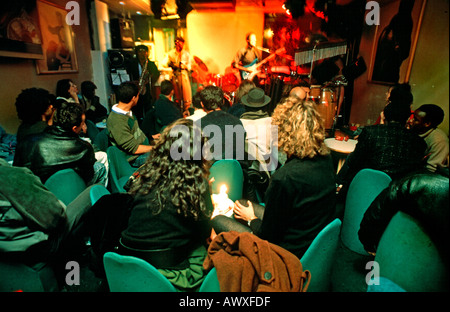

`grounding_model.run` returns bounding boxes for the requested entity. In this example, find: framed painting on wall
[35,0,78,74]
[368,0,427,85]
[0,1,43,59]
